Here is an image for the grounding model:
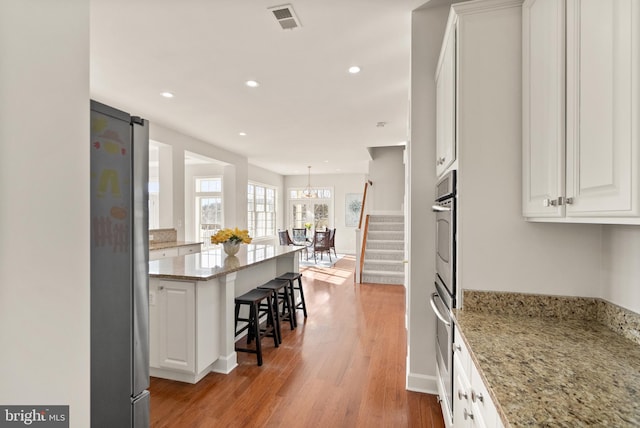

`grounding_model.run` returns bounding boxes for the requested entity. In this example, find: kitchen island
[453,292,640,427]
[148,244,303,383]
